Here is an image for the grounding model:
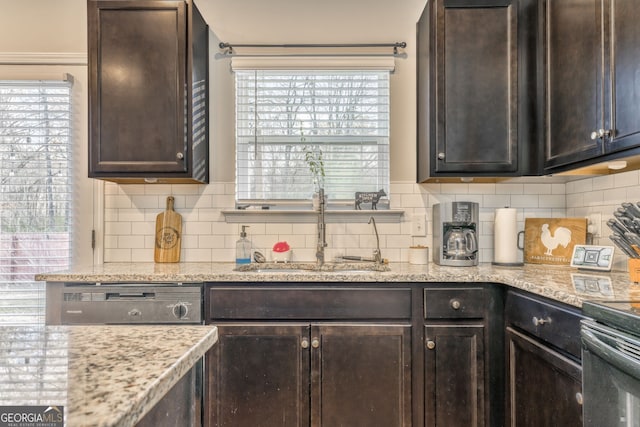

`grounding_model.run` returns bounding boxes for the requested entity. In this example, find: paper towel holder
[491,225,525,267]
